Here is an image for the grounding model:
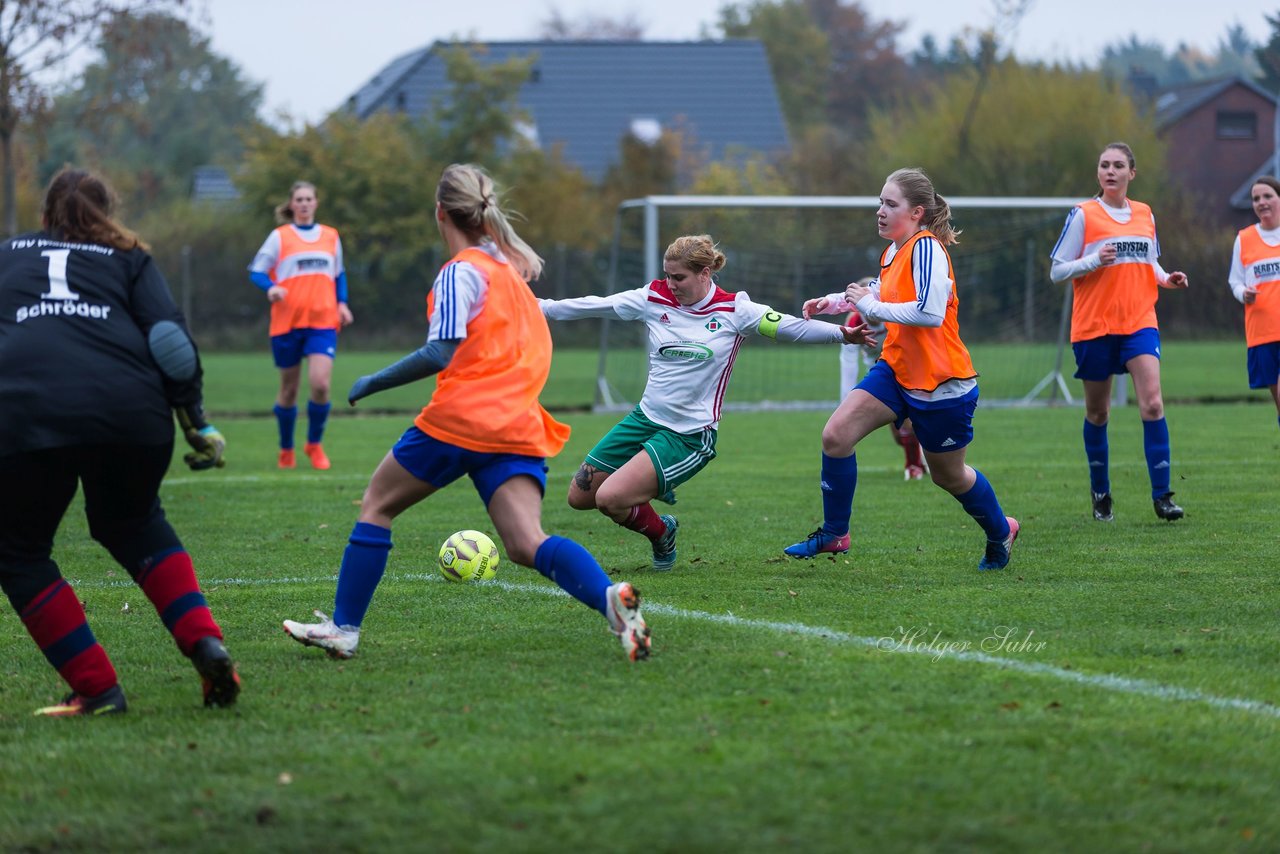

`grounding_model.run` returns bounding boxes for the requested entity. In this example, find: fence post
[181,244,193,331]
